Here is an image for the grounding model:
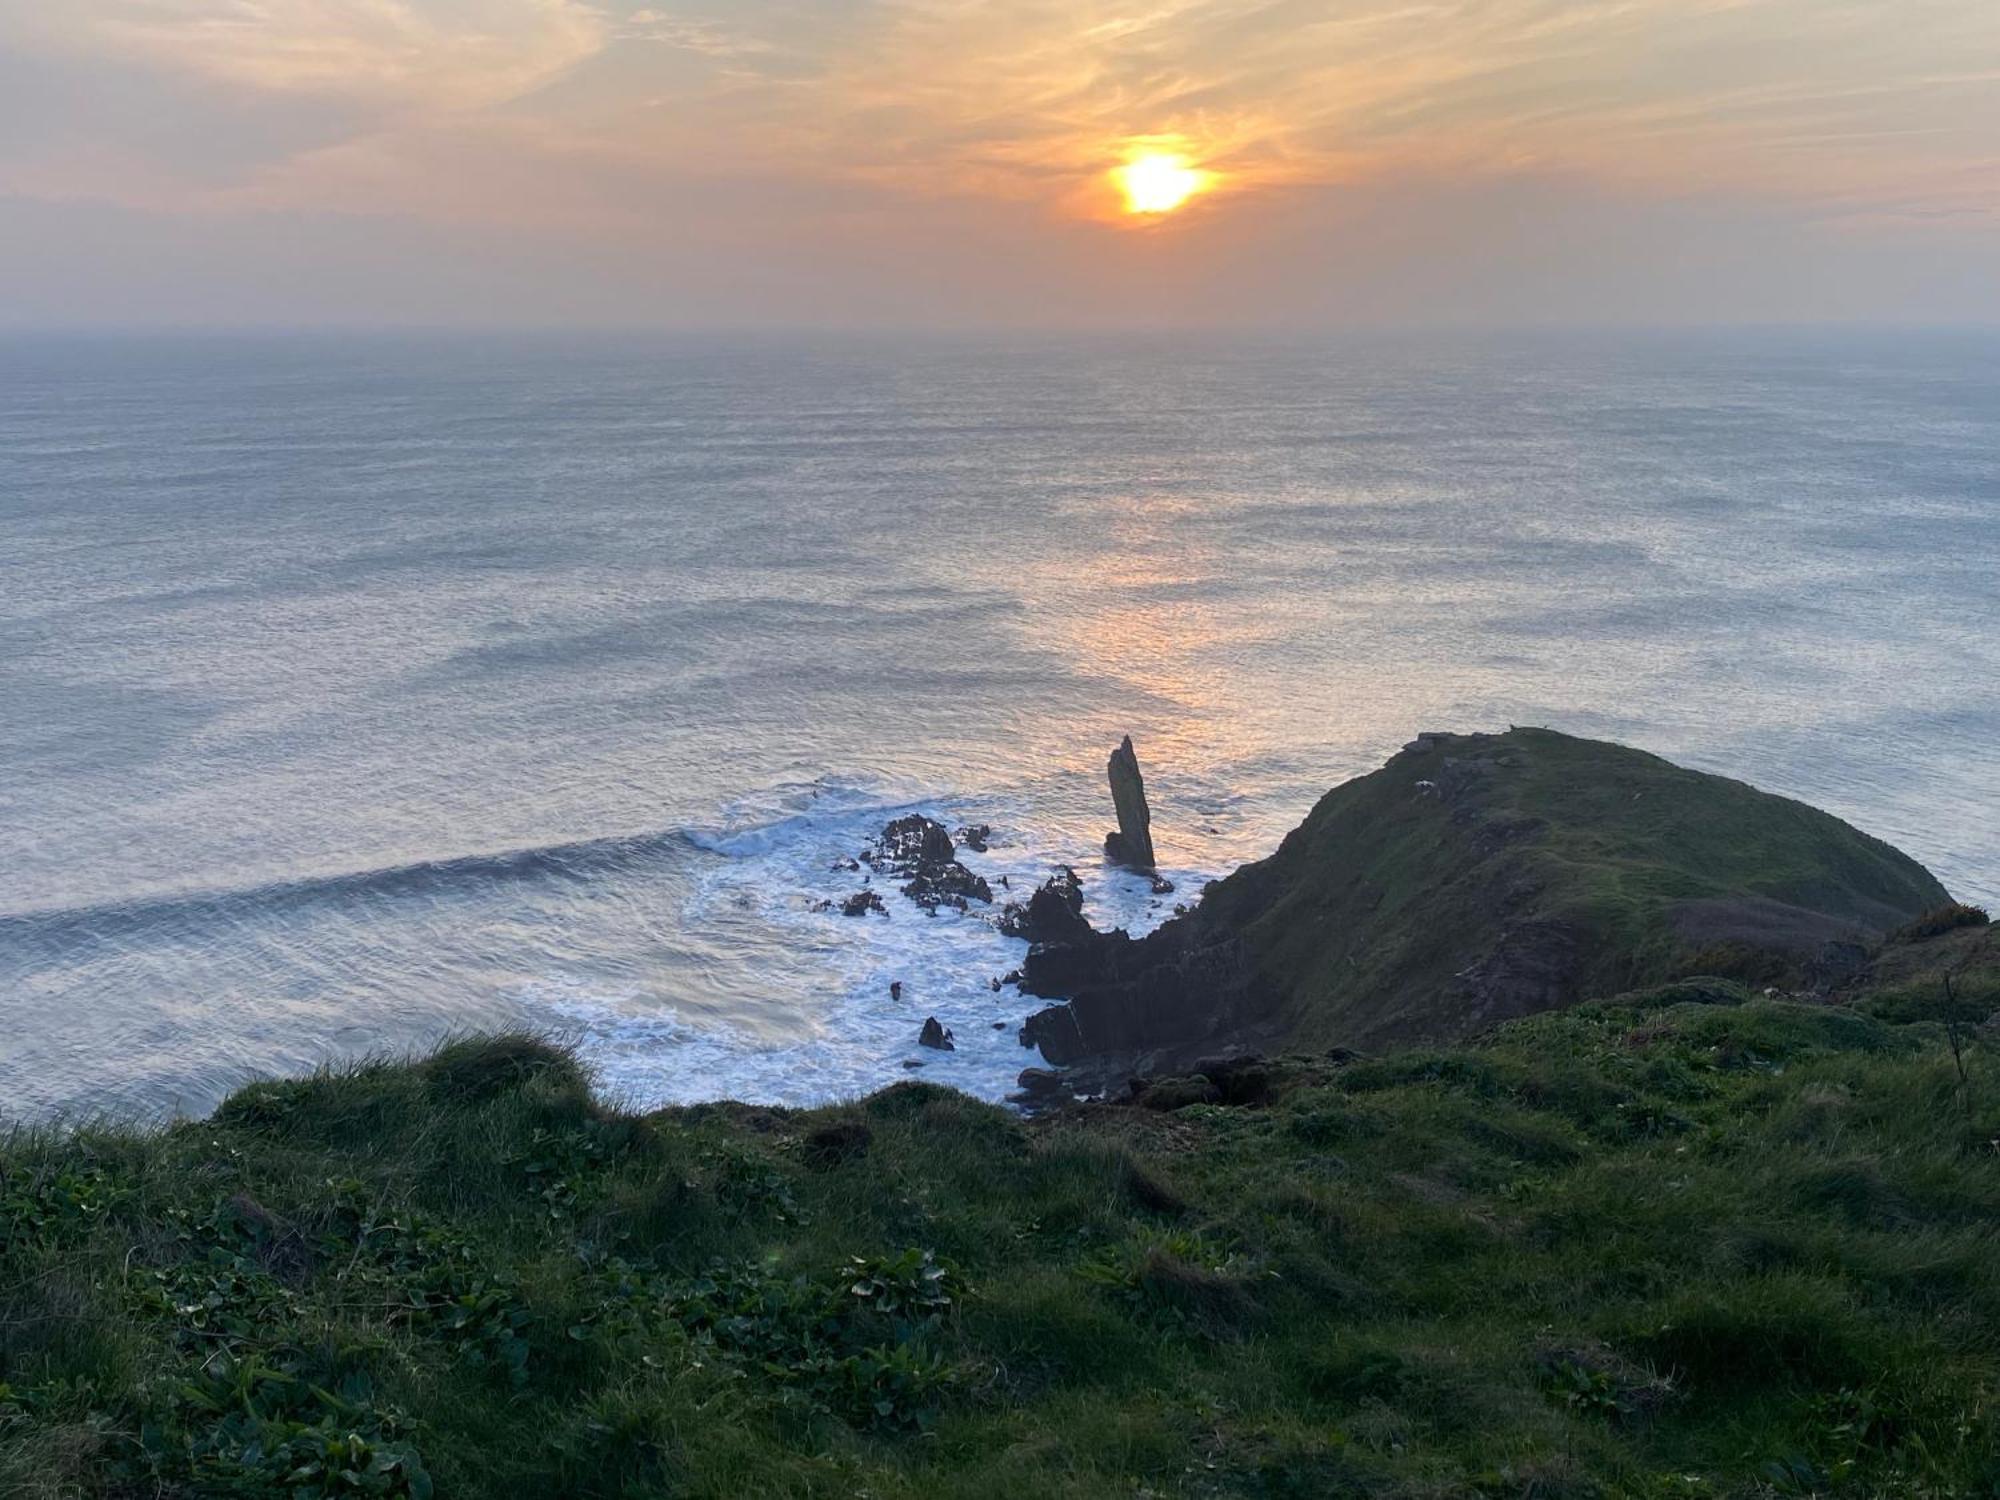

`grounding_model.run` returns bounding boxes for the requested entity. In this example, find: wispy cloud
[0,0,1995,328]
[46,0,607,109]
[623,10,773,59]
[7,0,1994,221]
